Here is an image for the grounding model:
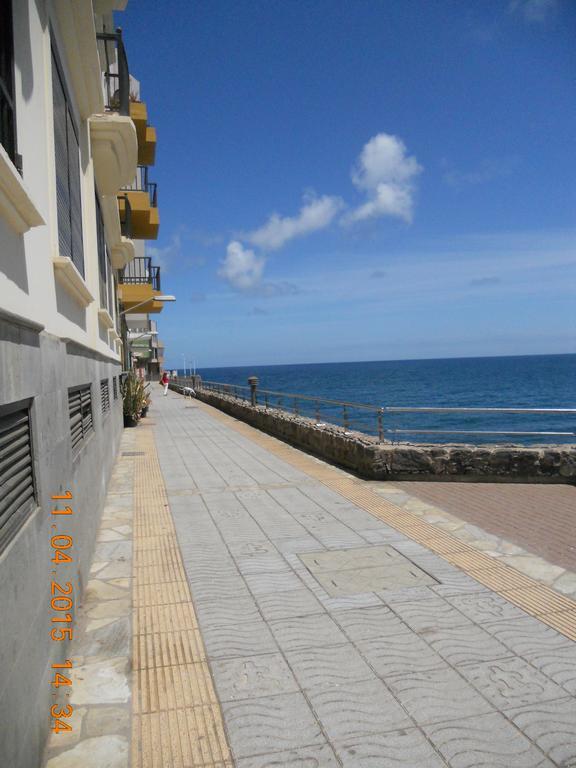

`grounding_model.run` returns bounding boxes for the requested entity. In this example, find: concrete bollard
[248,376,259,406]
